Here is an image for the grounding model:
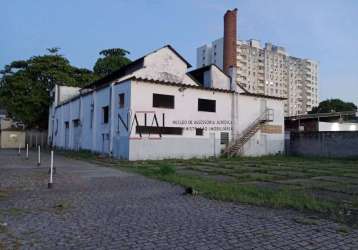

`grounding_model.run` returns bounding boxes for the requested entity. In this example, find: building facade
[197,39,319,116]
[49,45,285,160]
